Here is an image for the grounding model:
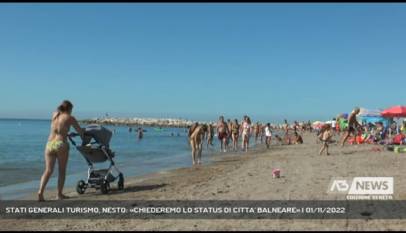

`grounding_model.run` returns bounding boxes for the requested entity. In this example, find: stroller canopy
[83,124,112,146]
